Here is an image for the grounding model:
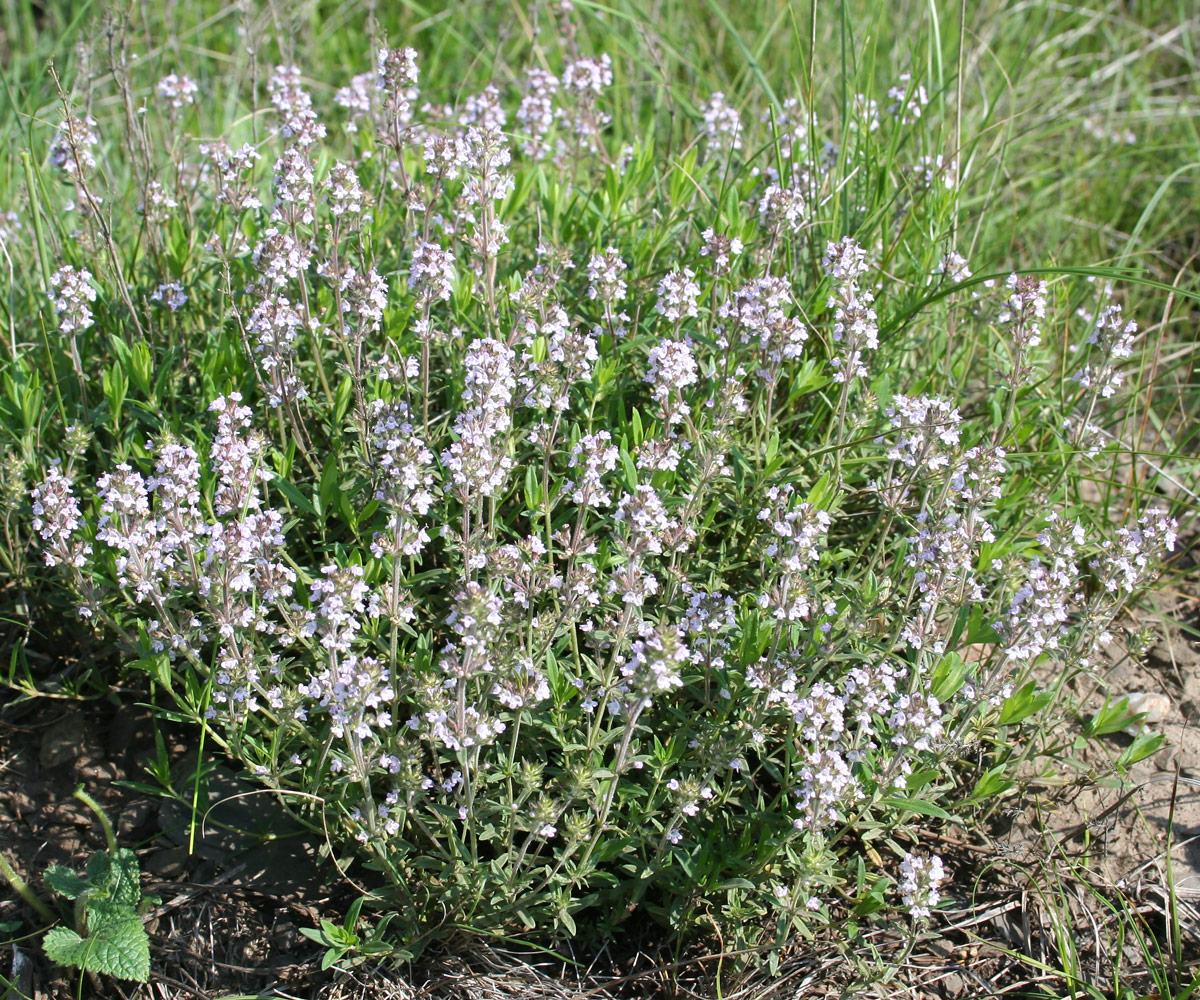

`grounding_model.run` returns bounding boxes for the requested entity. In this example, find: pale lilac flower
[517,68,559,159]
[304,563,379,652]
[269,64,325,147]
[822,237,870,286]
[998,274,1048,349]
[699,228,744,274]
[369,398,436,562]
[422,130,469,180]
[48,266,96,334]
[719,276,808,370]
[902,509,990,649]
[202,141,262,212]
[460,85,507,134]
[702,92,741,153]
[561,55,613,96]
[492,656,551,709]
[823,238,878,383]
[888,692,944,751]
[655,268,701,322]
[898,852,946,917]
[95,463,164,601]
[938,251,972,283]
[620,622,689,705]
[376,47,419,124]
[245,293,307,408]
[761,97,809,159]
[324,162,365,217]
[567,431,619,508]
[0,210,21,243]
[150,282,187,311]
[1073,302,1138,398]
[587,247,627,303]
[139,180,179,224]
[1092,508,1177,595]
[147,440,205,558]
[156,73,198,109]
[31,465,91,569]
[851,93,881,132]
[271,147,317,225]
[645,339,699,424]
[758,181,808,234]
[208,393,270,515]
[339,267,389,336]
[887,73,929,125]
[49,114,99,177]
[298,653,394,739]
[998,539,1079,664]
[885,396,962,473]
[793,748,860,830]
[409,240,456,303]
[909,155,956,191]
[335,72,374,132]
[251,228,311,286]
[442,338,517,498]
[758,486,831,576]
